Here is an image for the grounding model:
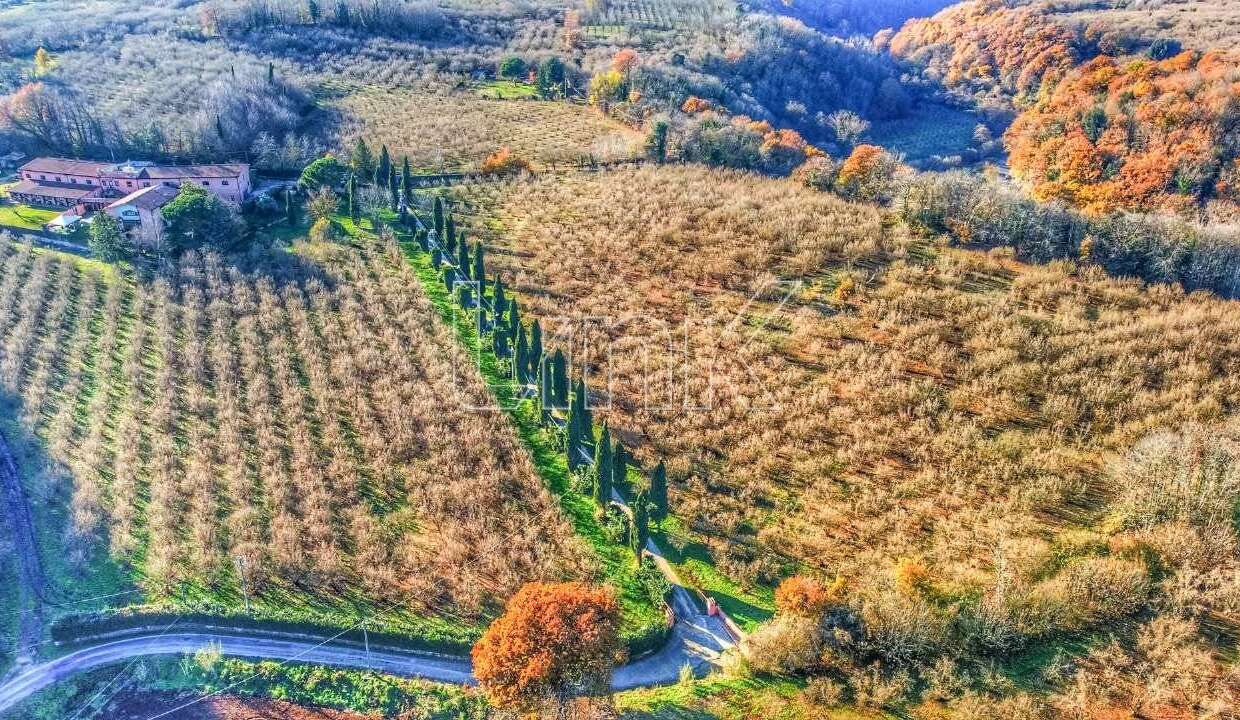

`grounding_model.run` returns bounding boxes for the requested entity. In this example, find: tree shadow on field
[0,391,133,614]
